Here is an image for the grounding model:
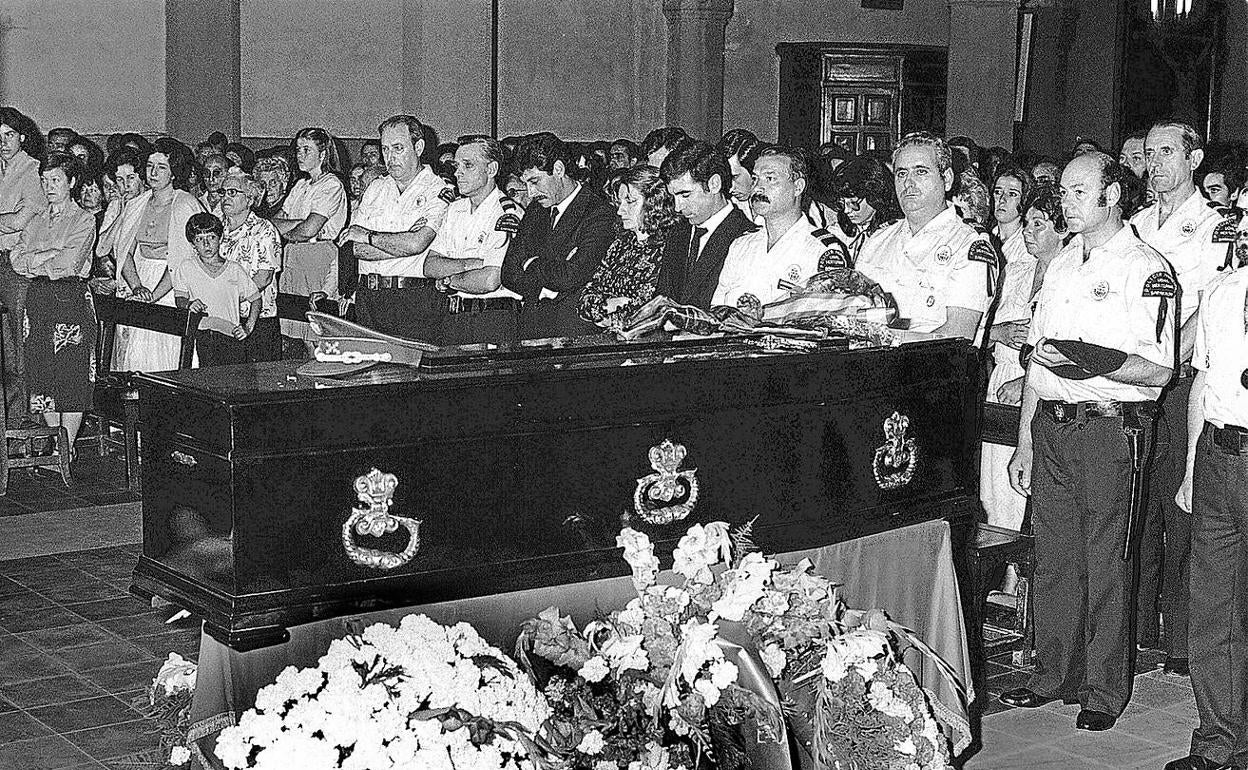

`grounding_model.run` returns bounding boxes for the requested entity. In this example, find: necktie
[689,226,708,268]
[549,204,560,230]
